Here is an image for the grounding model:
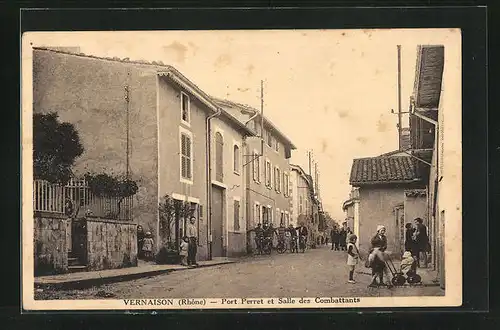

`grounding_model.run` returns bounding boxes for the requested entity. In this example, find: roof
[413,45,445,109]
[378,150,410,157]
[33,47,255,136]
[212,97,297,150]
[349,156,421,186]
